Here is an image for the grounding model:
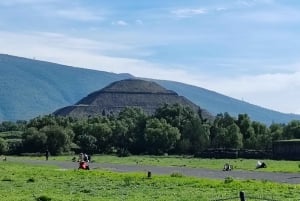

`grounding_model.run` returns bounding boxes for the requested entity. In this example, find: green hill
[0,54,299,125]
[0,54,132,121]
